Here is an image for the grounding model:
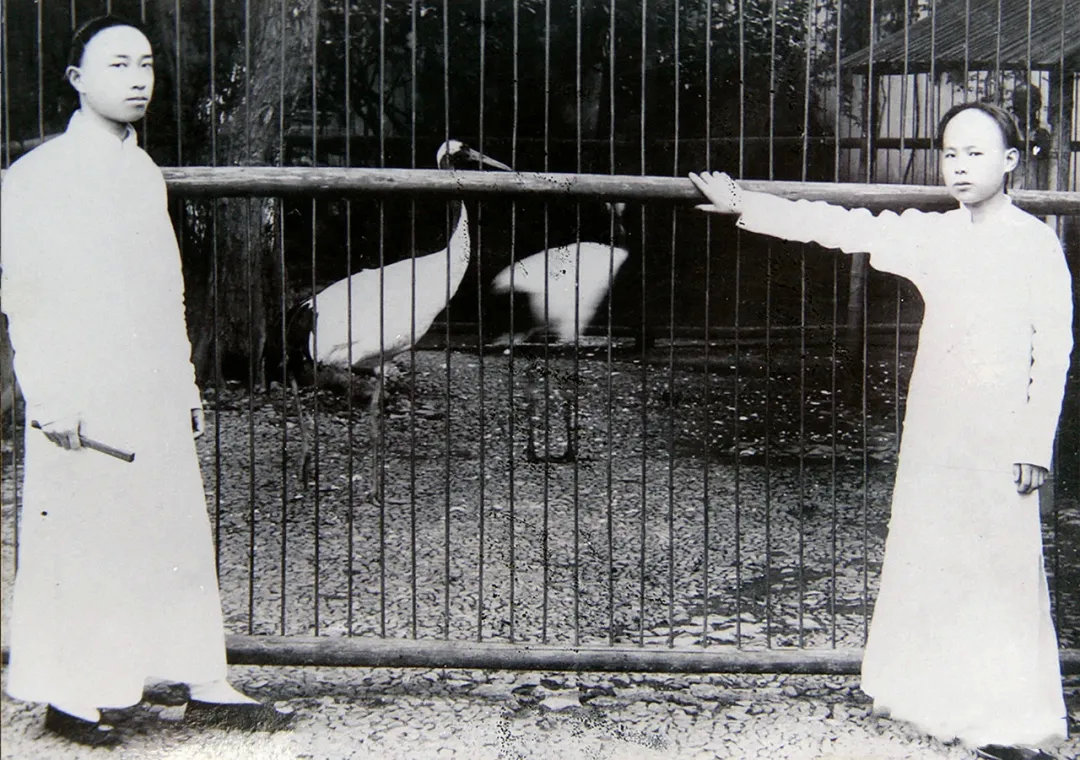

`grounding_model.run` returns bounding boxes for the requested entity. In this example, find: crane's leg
[290,376,312,485]
[560,396,576,463]
[365,369,385,504]
[525,383,539,463]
